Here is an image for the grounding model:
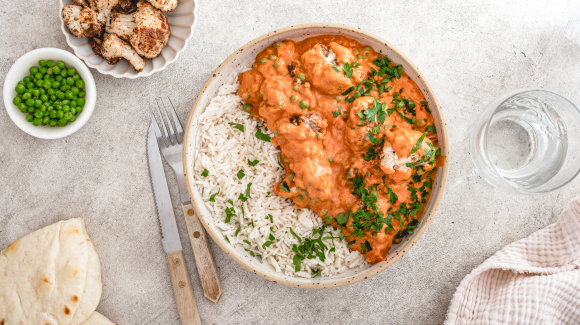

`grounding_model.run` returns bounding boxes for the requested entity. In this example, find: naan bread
[80,312,118,325]
[0,218,102,325]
